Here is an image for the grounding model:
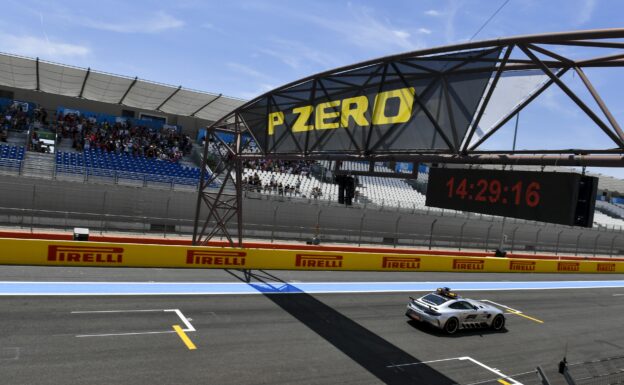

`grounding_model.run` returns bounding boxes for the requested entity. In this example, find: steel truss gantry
[193,29,624,246]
